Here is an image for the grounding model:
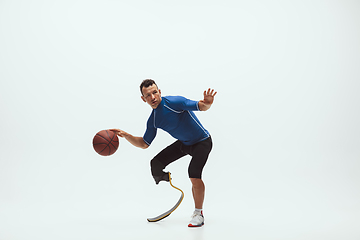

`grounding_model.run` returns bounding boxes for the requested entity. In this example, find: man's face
[141,84,162,109]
